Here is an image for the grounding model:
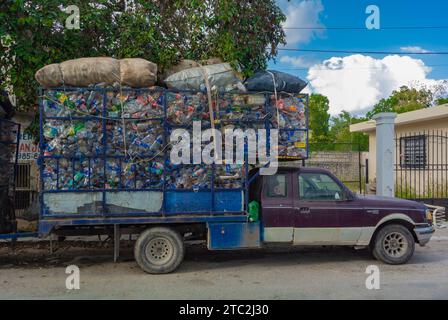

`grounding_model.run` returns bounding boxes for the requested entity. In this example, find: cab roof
[250,166,332,175]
